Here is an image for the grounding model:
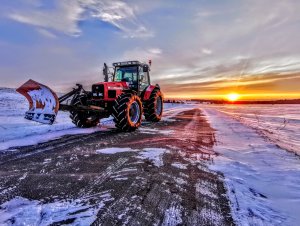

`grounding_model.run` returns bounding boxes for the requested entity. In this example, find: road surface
[0,108,234,225]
